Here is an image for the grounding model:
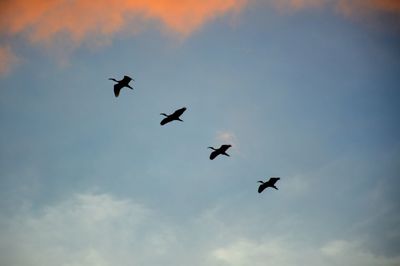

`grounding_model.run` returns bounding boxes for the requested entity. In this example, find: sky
[0,0,400,265]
